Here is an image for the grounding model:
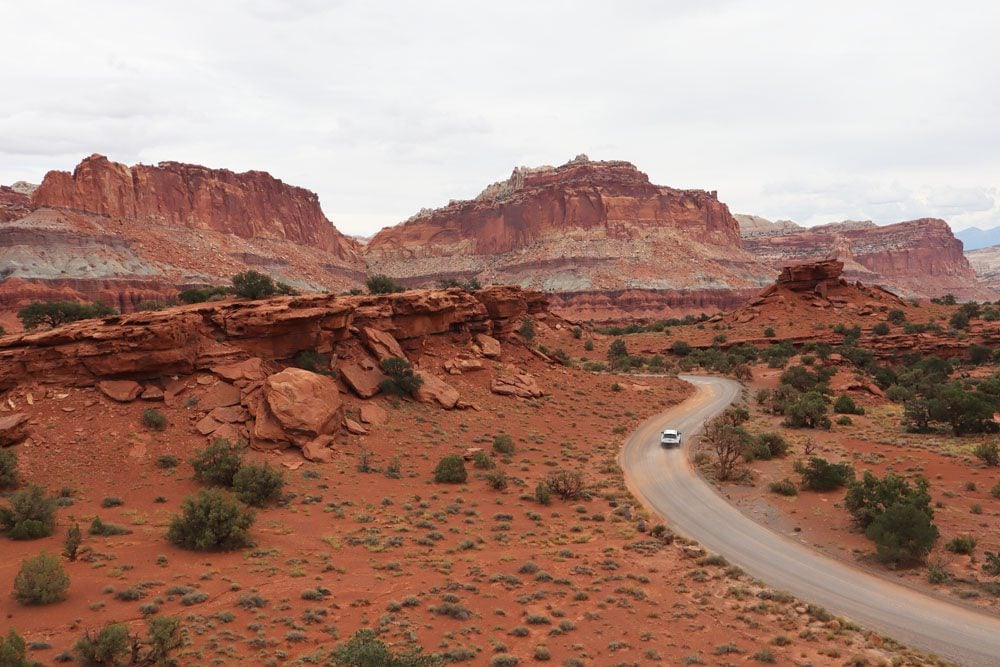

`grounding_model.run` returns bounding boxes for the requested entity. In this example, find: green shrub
[888,309,906,324]
[178,285,230,303]
[233,464,285,506]
[797,457,854,491]
[845,472,932,529]
[833,394,864,415]
[190,438,244,486]
[583,339,595,351]
[492,434,515,455]
[783,391,831,429]
[866,502,938,566]
[670,340,692,356]
[330,628,436,666]
[836,415,853,426]
[747,433,789,460]
[293,349,330,374]
[166,489,255,551]
[484,470,508,491]
[472,451,495,469]
[945,535,977,555]
[74,623,131,665]
[63,523,82,561]
[13,552,69,605]
[156,454,179,469]
[17,300,116,330]
[763,327,775,338]
[230,270,295,299]
[984,551,1000,576]
[100,496,124,508]
[872,322,890,336]
[366,274,405,294]
[146,616,183,663]
[0,484,57,539]
[433,455,467,484]
[992,481,1000,499]
[0,447,19,490]
[142,408,167,431]
[89,517,131,536]
[974,441,999,467]
[378,357,423,397]
[534,482,552,505]
[570,326,582,339]
[0,628,28,667]
[768,479,798,496]
[517,318,536,342]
